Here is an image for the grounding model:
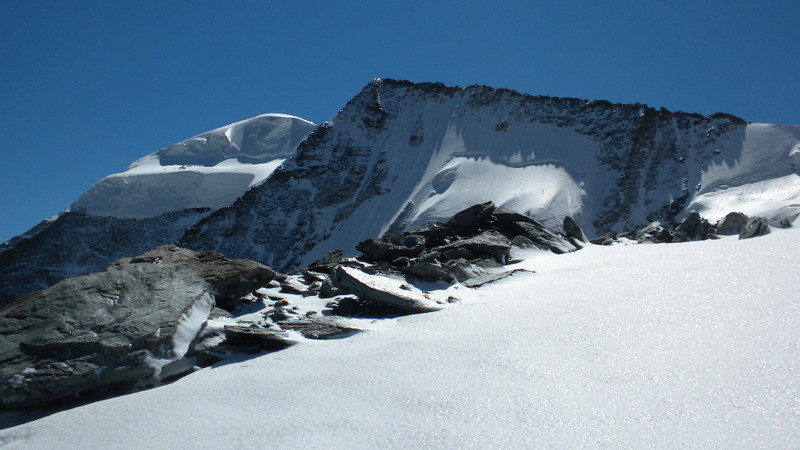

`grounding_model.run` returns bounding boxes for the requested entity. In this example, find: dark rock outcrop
[716,212,749,235]
[0,262,212,410]
[109,245,276,309]
[223,326,296,351]
[331,265,442,313]
[356,235,426,261]
[0,245,278,410]
[563,216,587,244]
[279,317,361,340]
[739,217,771,239]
